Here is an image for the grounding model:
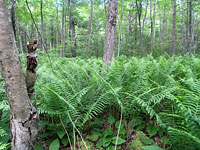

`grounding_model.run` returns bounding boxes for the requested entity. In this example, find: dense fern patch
[1,55,200,149]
